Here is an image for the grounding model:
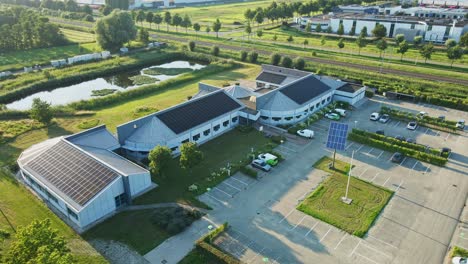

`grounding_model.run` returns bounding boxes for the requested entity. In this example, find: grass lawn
[451,246,468,258]
[134,128,272,208]
[83,210,171,255]
[179,247,225,264]
[0,170,107,263]
[0,43,100,72]
[297,156,393,237]
[60,28,95,43]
